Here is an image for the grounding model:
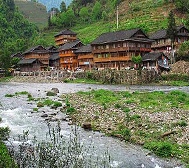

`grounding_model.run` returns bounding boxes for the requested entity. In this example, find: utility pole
[116,5,119,29]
